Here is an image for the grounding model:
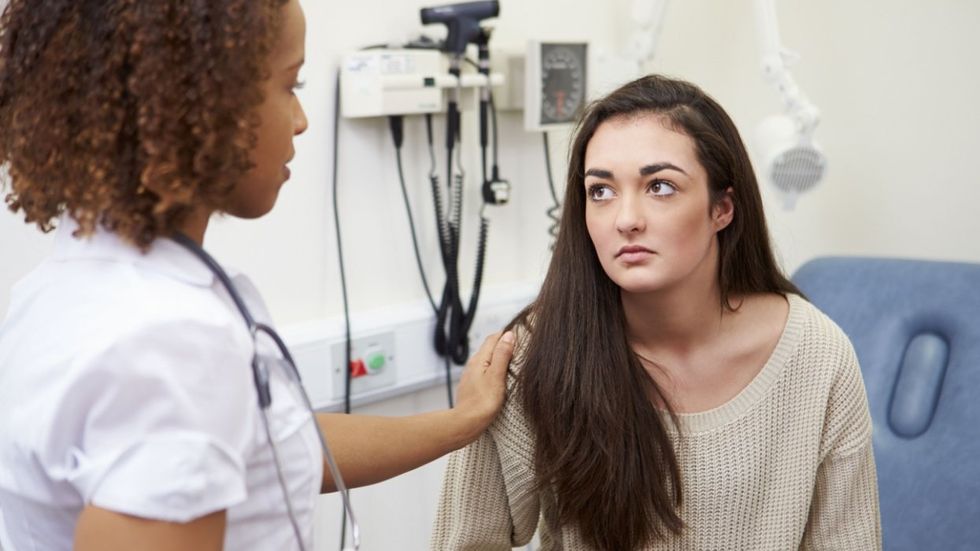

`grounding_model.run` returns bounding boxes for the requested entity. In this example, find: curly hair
[0,0,289,248]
